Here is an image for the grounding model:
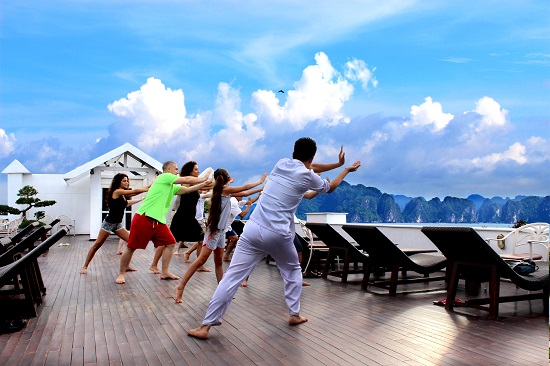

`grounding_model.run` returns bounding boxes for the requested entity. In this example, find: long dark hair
[180,160,197,177]
[206,168,229,234]
[106,173,128,207]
